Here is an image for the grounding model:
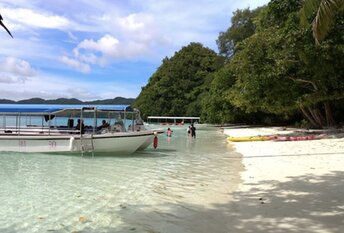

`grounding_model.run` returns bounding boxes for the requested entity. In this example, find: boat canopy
[0,104,133,114]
